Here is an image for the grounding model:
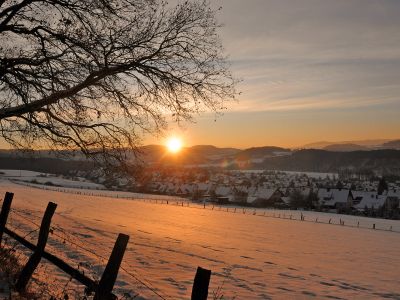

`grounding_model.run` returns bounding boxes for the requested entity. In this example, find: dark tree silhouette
[377,177,388,195]
[289,189,304,208]
[336,180,344,189]
[0,0,236,165]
